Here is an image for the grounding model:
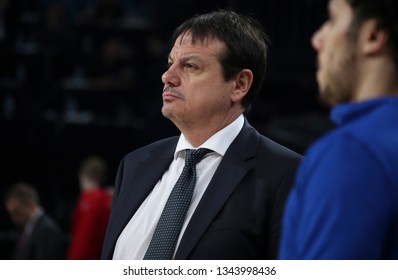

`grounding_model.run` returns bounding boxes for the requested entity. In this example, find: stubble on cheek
[317,49,357,106]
